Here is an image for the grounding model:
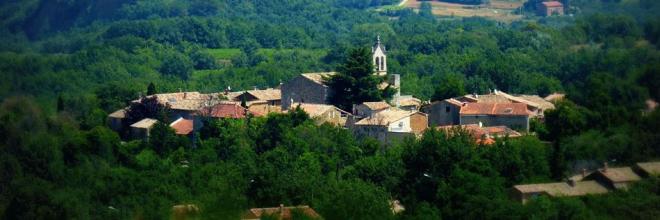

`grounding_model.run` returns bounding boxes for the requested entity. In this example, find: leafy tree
[317,179,393,220]
[160,52,193,80]
[146,82,156,95]
[327,47,396,111]
[124,96,169,129]
[431,74,466,101]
